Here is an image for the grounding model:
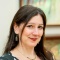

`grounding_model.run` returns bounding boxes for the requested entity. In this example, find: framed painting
[19,0,60,26]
